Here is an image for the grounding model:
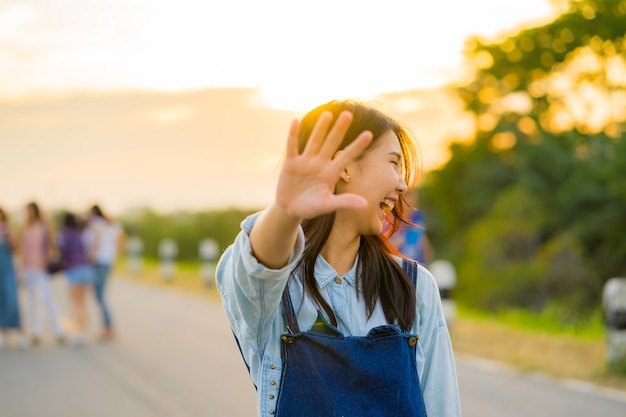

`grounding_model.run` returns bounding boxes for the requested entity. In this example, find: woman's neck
[27,219,40,228]
[321,227,361,276]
